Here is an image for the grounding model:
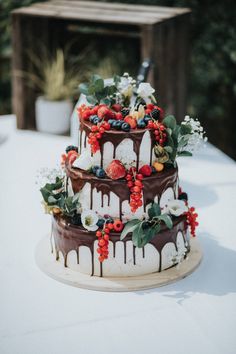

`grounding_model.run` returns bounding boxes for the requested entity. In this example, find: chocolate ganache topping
[52,214,188,277]
[79,120,156,169]
[66,163,178,219]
